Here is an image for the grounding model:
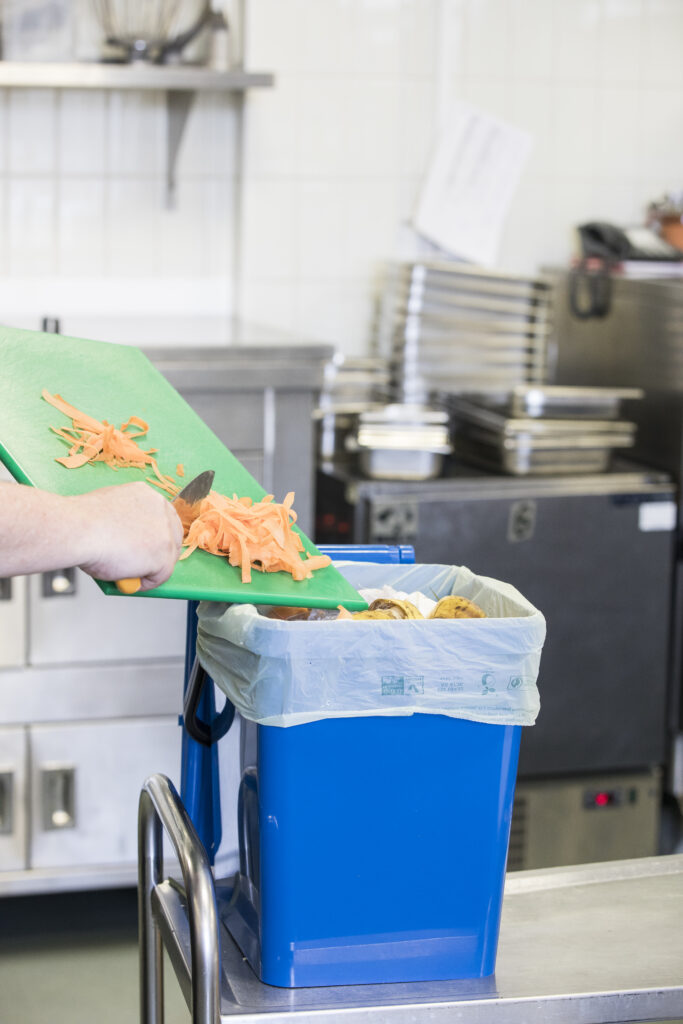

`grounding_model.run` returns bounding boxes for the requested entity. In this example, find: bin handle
[183,657,235,747]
